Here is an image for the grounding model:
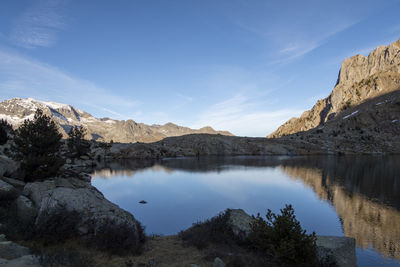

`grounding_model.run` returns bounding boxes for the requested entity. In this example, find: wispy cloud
[191,95,302,137]
[10,0,68,48]
[0,49,138,119]
[270,21,358,65]
[227,1,361,65]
